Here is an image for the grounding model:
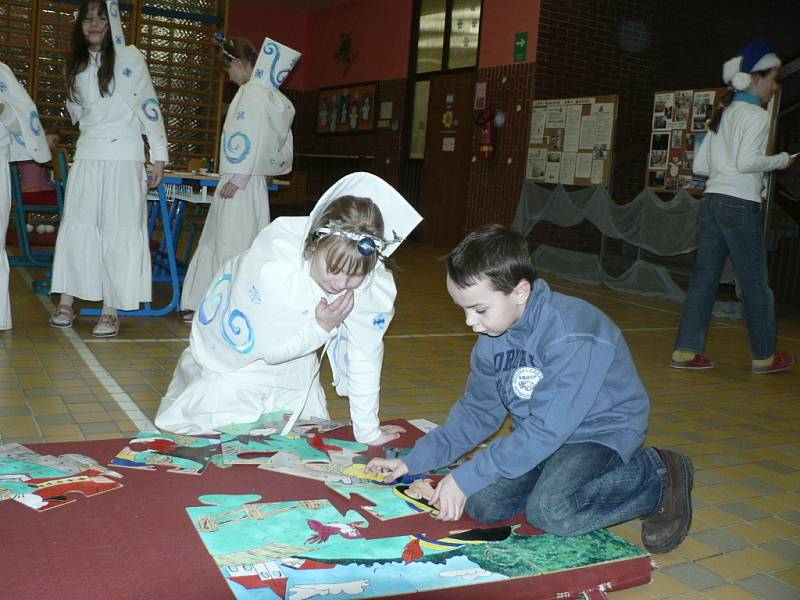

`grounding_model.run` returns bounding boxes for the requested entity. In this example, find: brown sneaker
[641,449,694,554]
